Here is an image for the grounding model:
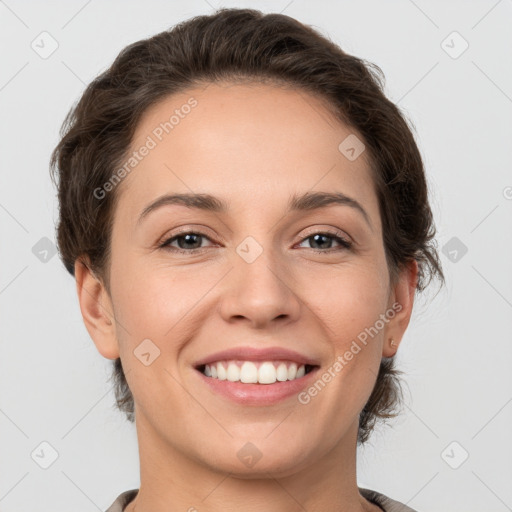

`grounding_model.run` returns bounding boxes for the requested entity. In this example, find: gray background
[1,1,511,511]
